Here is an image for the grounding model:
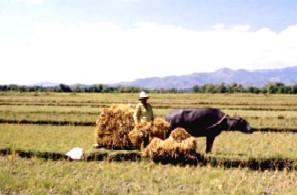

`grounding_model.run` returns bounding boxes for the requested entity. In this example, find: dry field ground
[1,92,297,194]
